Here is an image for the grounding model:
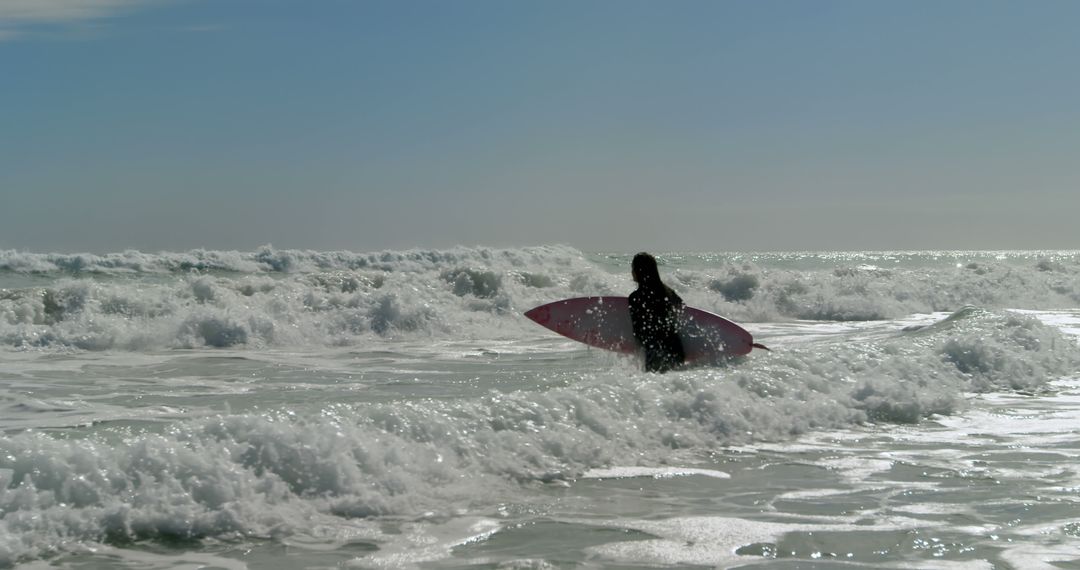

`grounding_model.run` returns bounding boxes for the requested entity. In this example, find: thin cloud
[0,0,152,39]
